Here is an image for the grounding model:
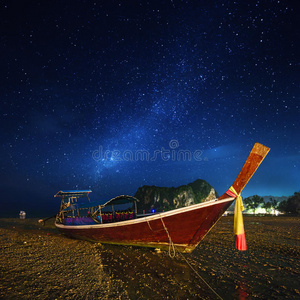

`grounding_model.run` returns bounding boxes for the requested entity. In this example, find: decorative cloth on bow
[227,186,247,251]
